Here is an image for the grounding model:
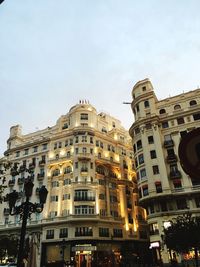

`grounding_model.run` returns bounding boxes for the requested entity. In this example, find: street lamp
[6,178,48,267]
[60,238,66,266]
